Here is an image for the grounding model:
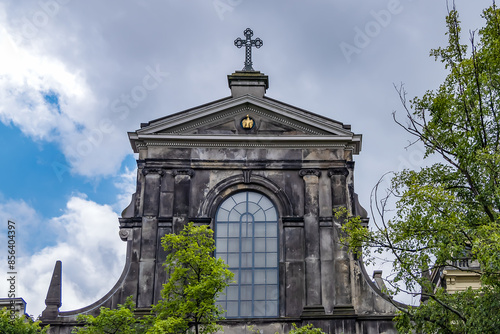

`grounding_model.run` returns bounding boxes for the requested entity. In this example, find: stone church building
[40,31,398,334]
